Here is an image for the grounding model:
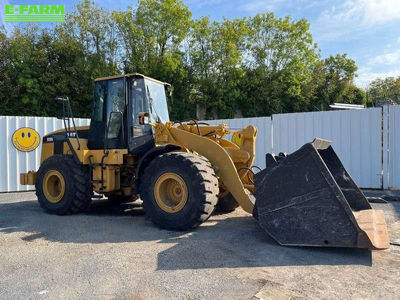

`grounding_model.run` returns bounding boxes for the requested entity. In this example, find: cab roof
[94,73,170,86]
